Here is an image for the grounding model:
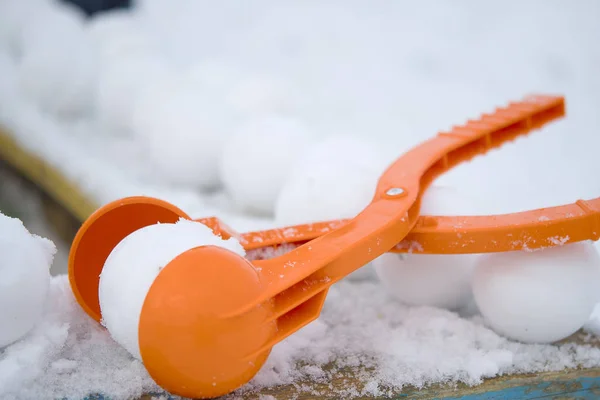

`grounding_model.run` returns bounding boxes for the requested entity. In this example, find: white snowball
[18,34,96,117]
[187,62,296,116]
[372,186,481,310]
[98,219,245,360]
[226,75,292,116]
[274,134,387,226]
[274,134,388,281]
[275,164,376,226]
[95,55,172,133]
[472,241,600,343]
[584,303,600,337]
[130,70,178,134]
[185,60,245,94]
[17,1,86,57]
[87,10,156,66]
[220,116,314,216]
[0,212,55,348]
[0,0,40,55]
[137,80,239,188]
[373,252,477,310]
[418,185,486,215]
